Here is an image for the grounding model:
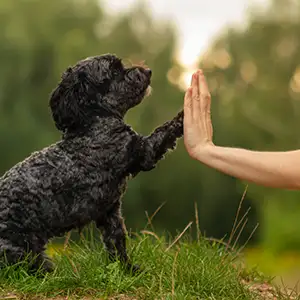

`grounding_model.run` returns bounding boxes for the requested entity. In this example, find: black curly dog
[0,54,183,274]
